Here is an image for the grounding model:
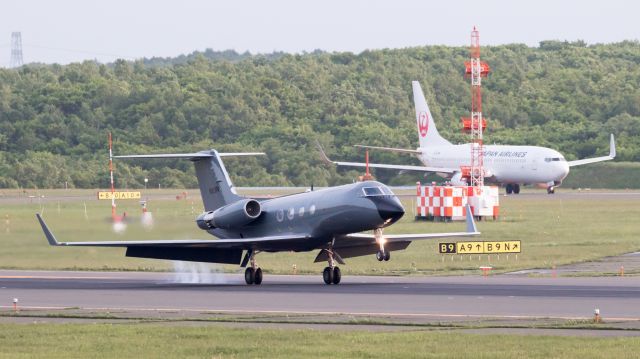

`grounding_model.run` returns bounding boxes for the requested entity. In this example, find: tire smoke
[171,261,227,284]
